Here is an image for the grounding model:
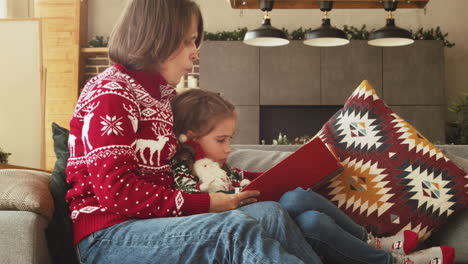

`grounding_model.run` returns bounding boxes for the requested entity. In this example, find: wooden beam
[230,0,429,9]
